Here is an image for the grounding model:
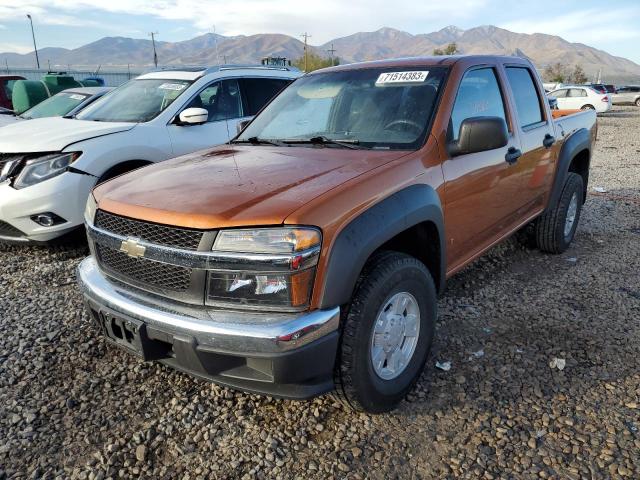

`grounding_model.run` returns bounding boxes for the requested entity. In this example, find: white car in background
[0,87,112,128]
[0,65,300,243]
[547,86,612,113]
